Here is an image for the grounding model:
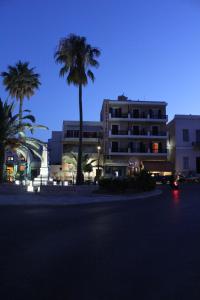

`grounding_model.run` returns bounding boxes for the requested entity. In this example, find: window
[133,109,139,118]
[183,129,189,142]
[152,126,158,136]
[196,130,200,143]
[196,157,200,173]
[152,143,159,153]
[133,126,139,135]
[111,141,118,152]
[112,125,119,134]
[183,157,189,170]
